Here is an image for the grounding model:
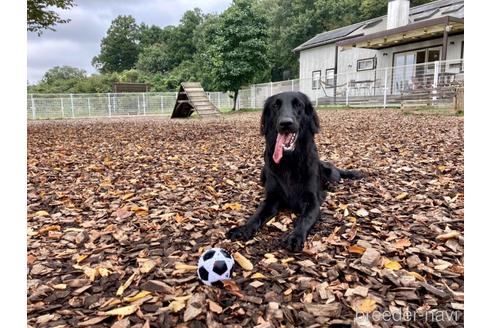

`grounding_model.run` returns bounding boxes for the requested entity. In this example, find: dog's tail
[339,169,363,180]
